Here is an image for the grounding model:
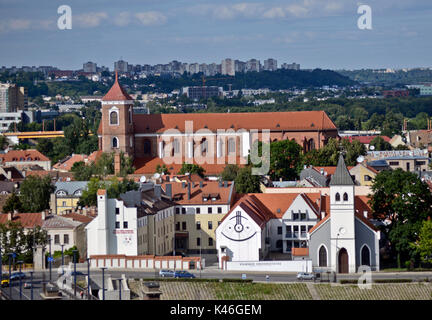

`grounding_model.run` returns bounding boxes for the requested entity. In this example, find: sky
[0,0,431,70]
